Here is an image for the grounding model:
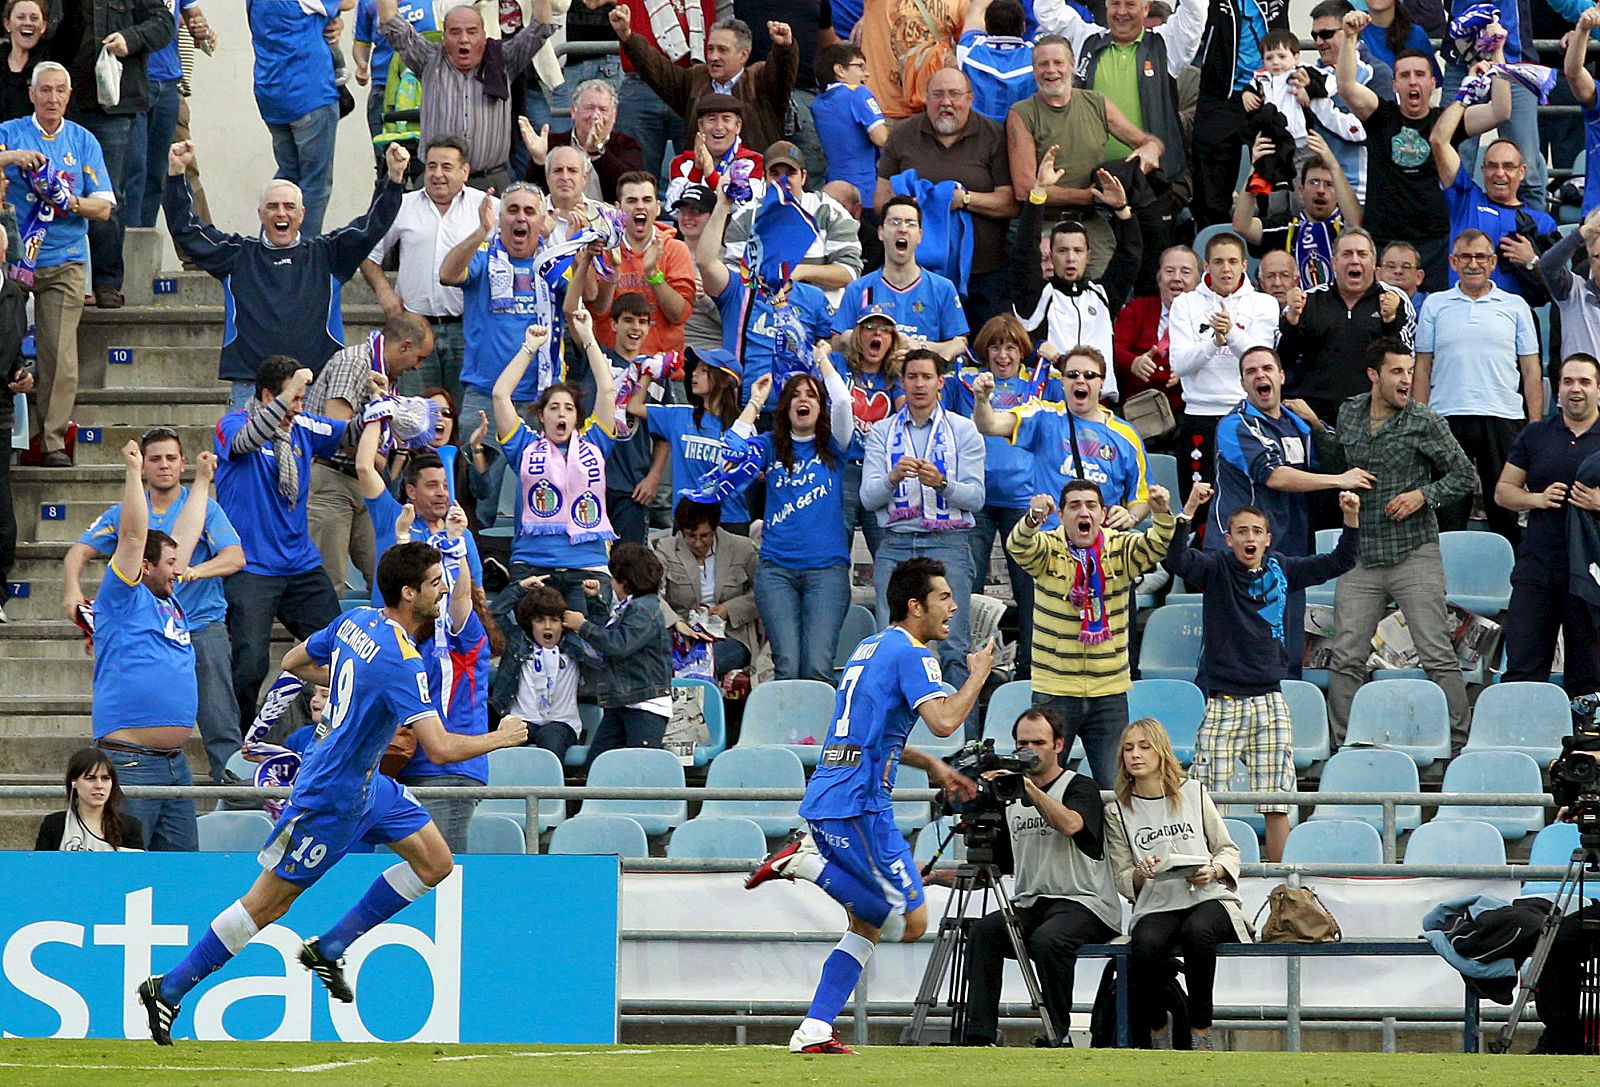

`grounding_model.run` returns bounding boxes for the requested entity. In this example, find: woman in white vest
[1105,717,1252,1050]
